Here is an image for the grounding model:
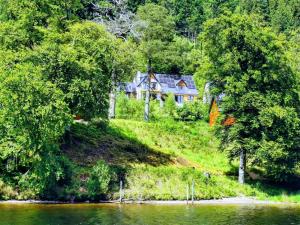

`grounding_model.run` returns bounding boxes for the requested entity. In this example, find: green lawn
[64,118,300,202]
